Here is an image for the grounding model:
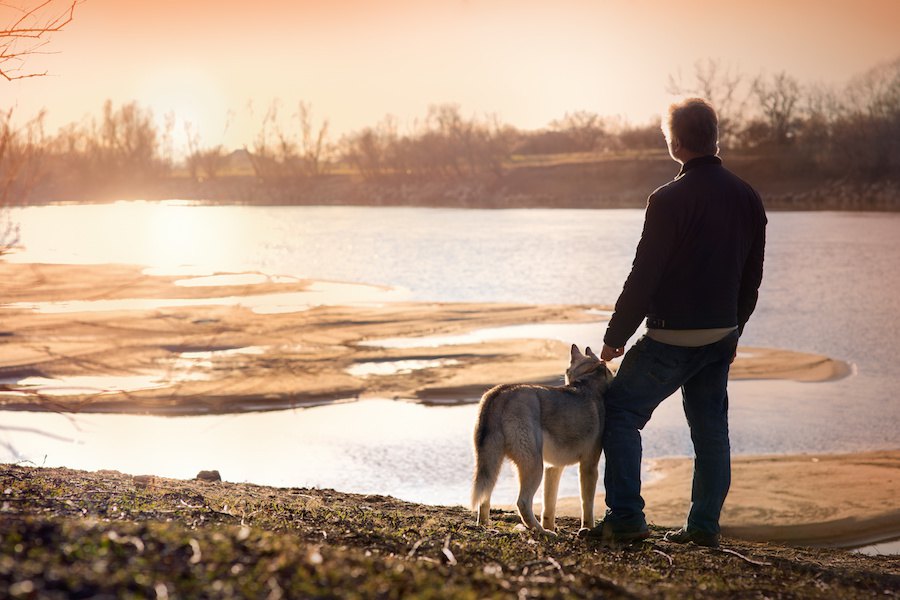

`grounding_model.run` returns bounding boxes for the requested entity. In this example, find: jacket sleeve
[604,194,678,348]
[737,212,766,335]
